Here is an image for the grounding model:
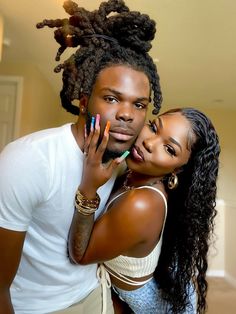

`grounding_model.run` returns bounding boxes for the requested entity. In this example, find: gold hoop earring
[168,173,178,190]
